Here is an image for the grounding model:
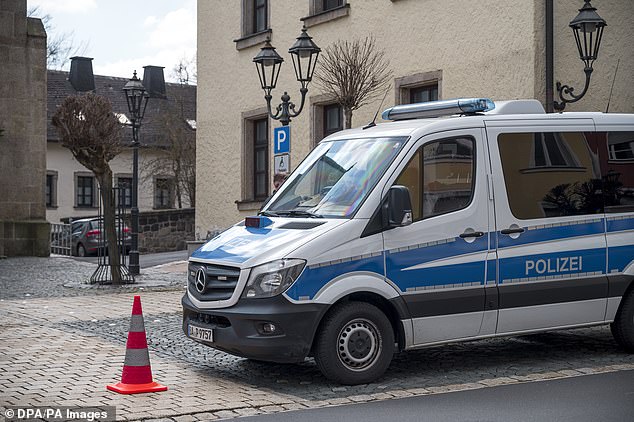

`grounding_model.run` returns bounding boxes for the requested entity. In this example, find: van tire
[314,301,394,385]
[611,289,634,352]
